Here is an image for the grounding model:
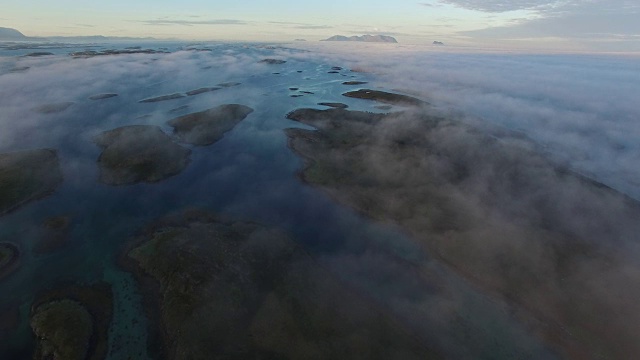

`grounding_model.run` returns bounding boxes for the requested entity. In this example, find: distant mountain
[44,35,157,42]
[0,27,158,42]
[323,35,398,43]
[0,27,27,40]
